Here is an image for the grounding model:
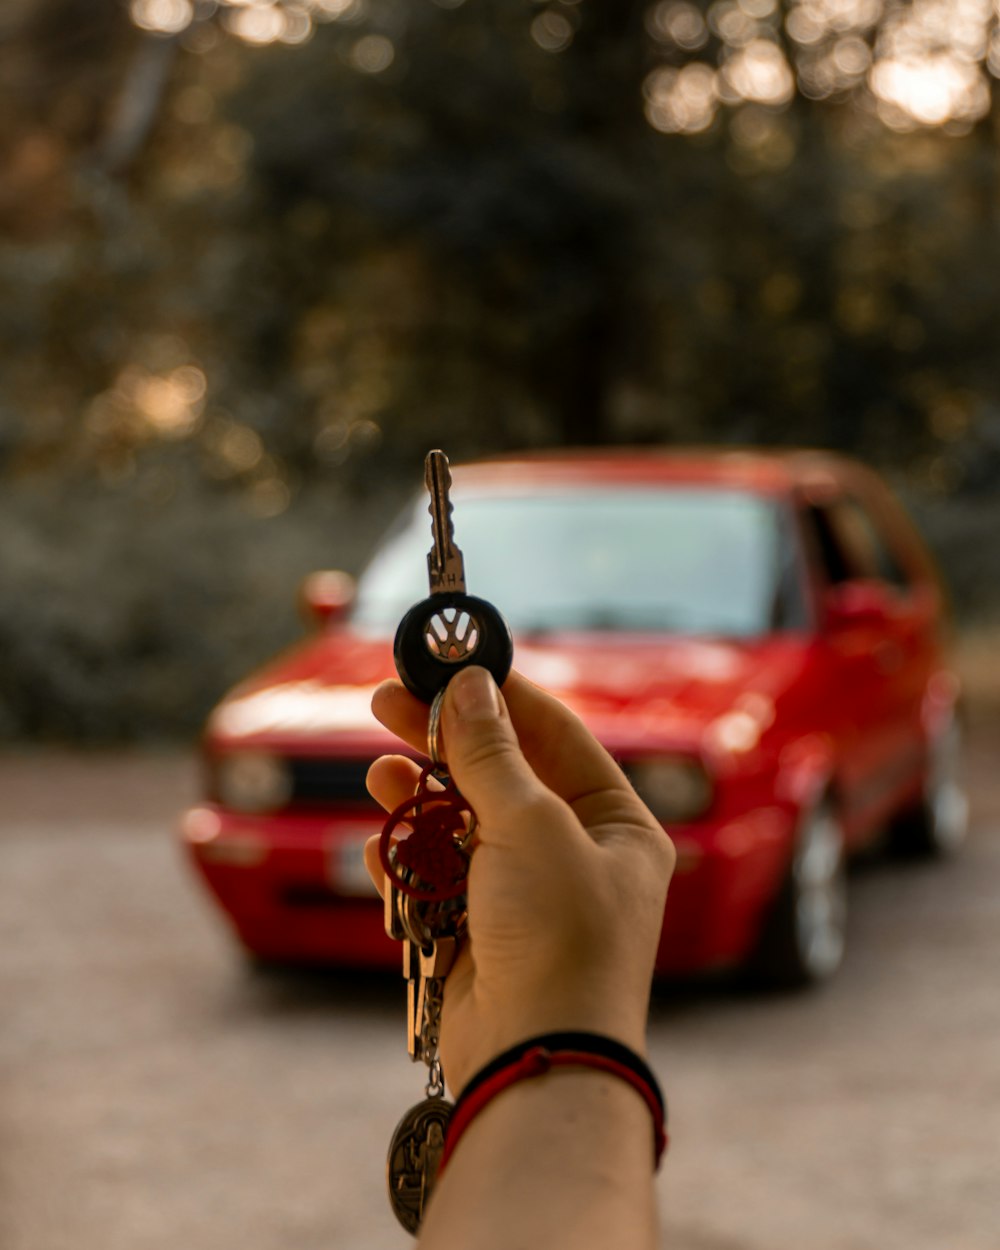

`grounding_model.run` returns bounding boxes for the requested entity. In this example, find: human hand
[365,666,675,1096]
